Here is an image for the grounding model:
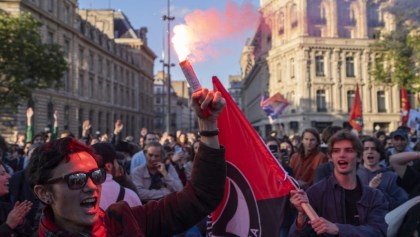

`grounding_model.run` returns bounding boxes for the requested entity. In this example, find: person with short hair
[131,141,183,202]
[289,130,388,237]
[130,132,159,175]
